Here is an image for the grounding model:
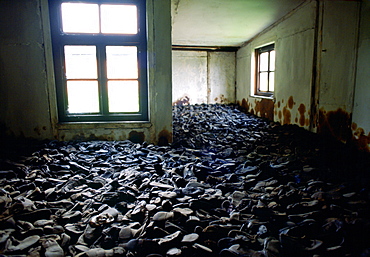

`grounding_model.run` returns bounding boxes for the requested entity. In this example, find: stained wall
[352,0,370,152]
[0,0,173,145]
[172,50,235,105]
[208,52,236,104]
[236,1,316,128]
[172,51,208,105]
[236,0,367,153]
[0,1,53,140]
[316,1,360,144]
